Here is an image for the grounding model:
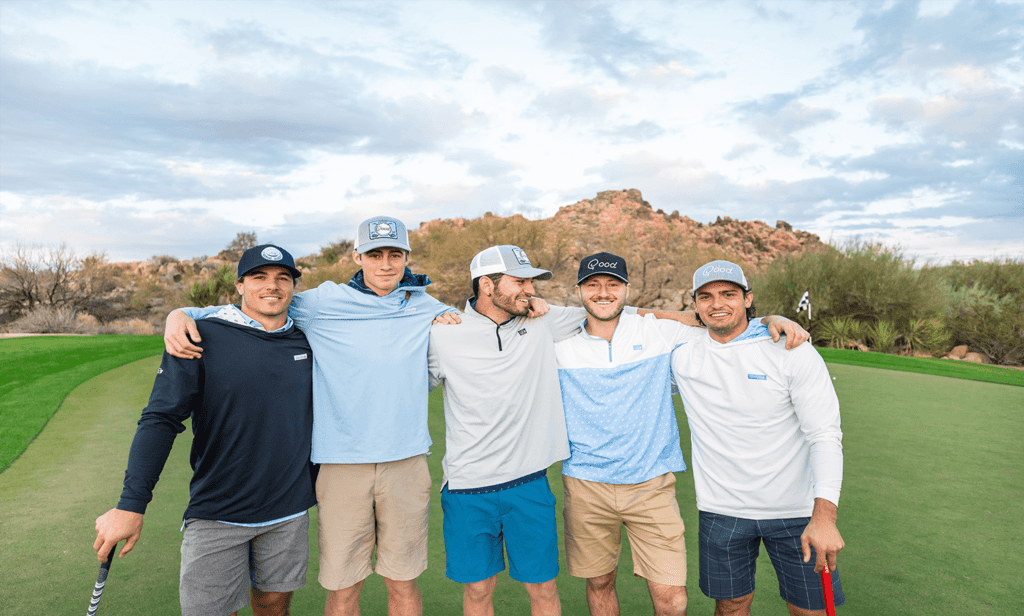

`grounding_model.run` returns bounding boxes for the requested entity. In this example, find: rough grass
[817,348,1023,387]
[0,335,165,471]
[2,354,1022,614]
